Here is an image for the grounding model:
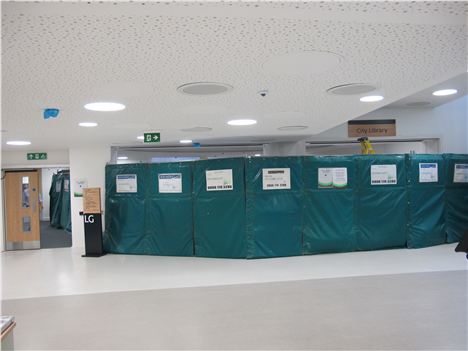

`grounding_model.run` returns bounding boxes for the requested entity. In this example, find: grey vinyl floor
[2,270,467,350]
[40,221,71,249]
